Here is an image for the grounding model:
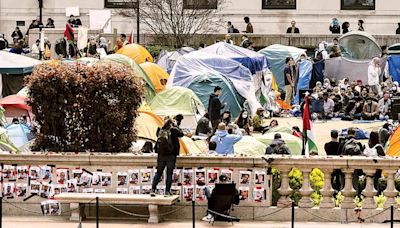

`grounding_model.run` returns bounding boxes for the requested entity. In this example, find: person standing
[286,20,300,34]
[324,130,340,156]
[11,27,23,41]
[151,118,184,196]
[368,57,381,95]
[208,86,224,131]
[284,57,294,105]
[358,20,365,31]
[342,22,350,34]
[396,23,400,34]
[45,18,55,28]
[329,18,341,34]
[243,17,253,33]
[0,34,8,50]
